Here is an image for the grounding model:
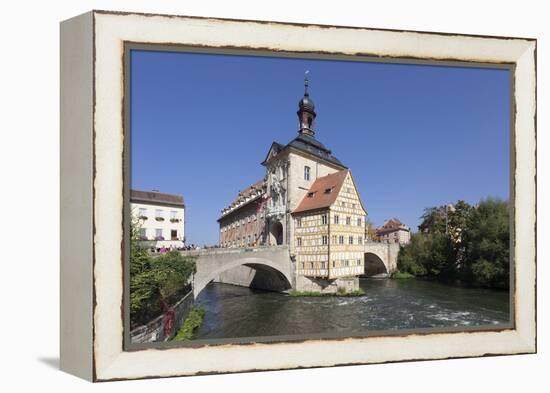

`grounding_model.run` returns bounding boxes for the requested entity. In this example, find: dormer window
[307,191,316,198]
[324,187,333,194]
